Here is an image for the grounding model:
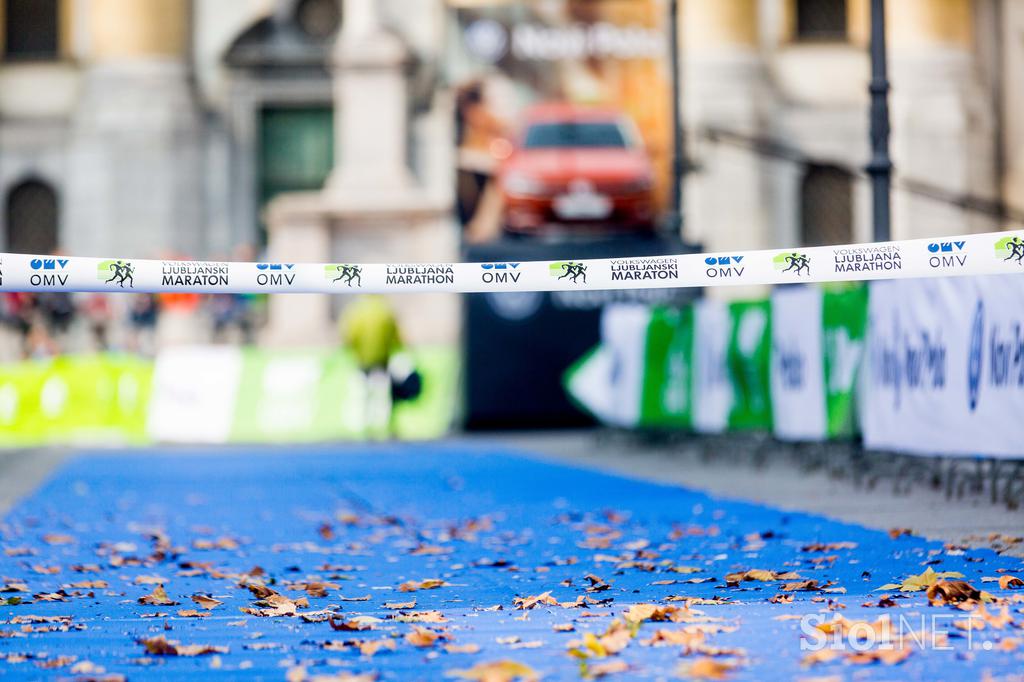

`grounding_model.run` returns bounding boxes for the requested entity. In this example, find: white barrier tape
[1,231,1022,294]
